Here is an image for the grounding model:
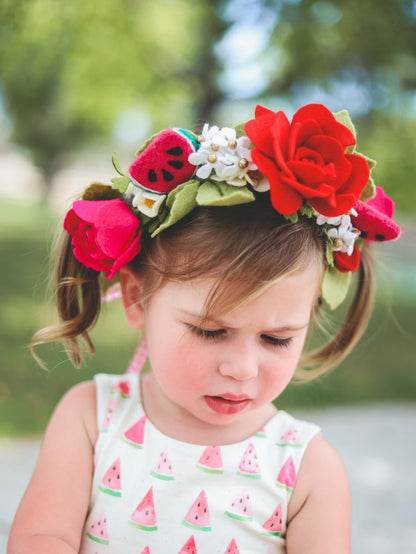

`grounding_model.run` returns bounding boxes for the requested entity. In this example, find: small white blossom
[328,220,359,255]
[127,182,165,217]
